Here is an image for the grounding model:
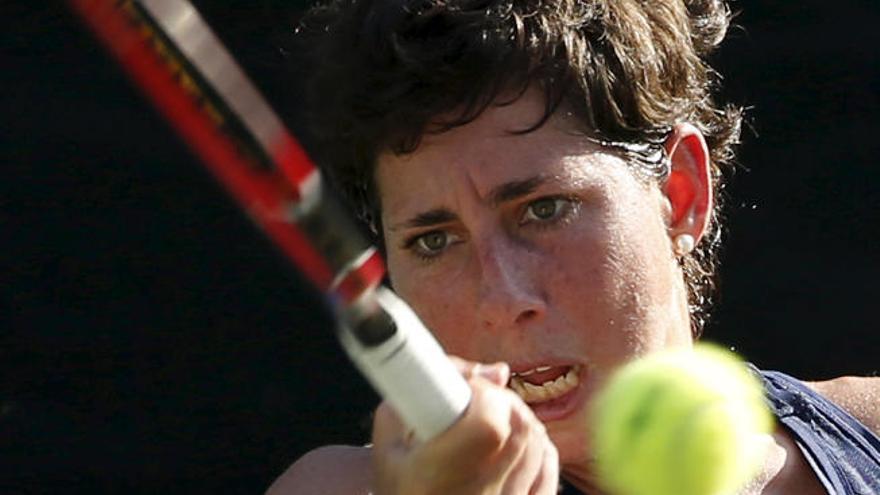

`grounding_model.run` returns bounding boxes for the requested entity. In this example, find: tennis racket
[67,0,470,441]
